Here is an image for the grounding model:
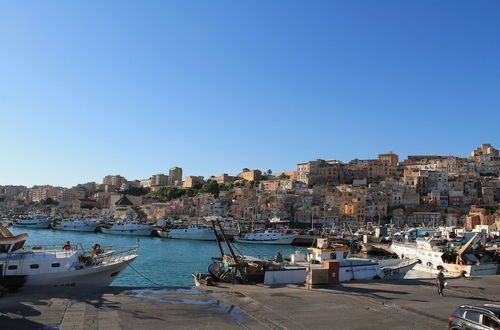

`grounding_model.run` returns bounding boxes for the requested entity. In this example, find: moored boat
[158,223,216,240]
[291,238,417,281]
[12,215,51,229]
[234,229,297,245]
[52,218,100,232]
[0,225,138,291]
[390,233,498,277]
[100,221,154,236]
